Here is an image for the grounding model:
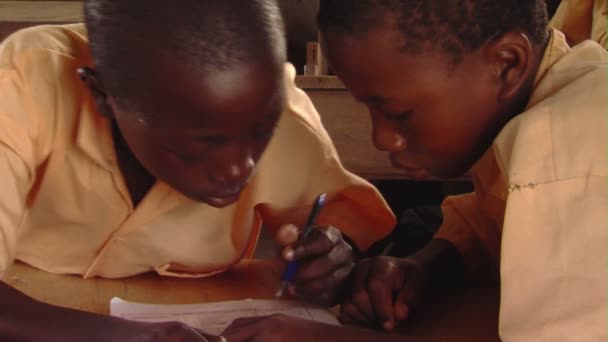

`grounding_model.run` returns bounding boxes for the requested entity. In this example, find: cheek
[118,129,172,175]
[402,107,475,167]
[141,135,273,186]
[138,143,212,183]
[421,105,495,174]
[251,136,274,160]
[150,153,203,182]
